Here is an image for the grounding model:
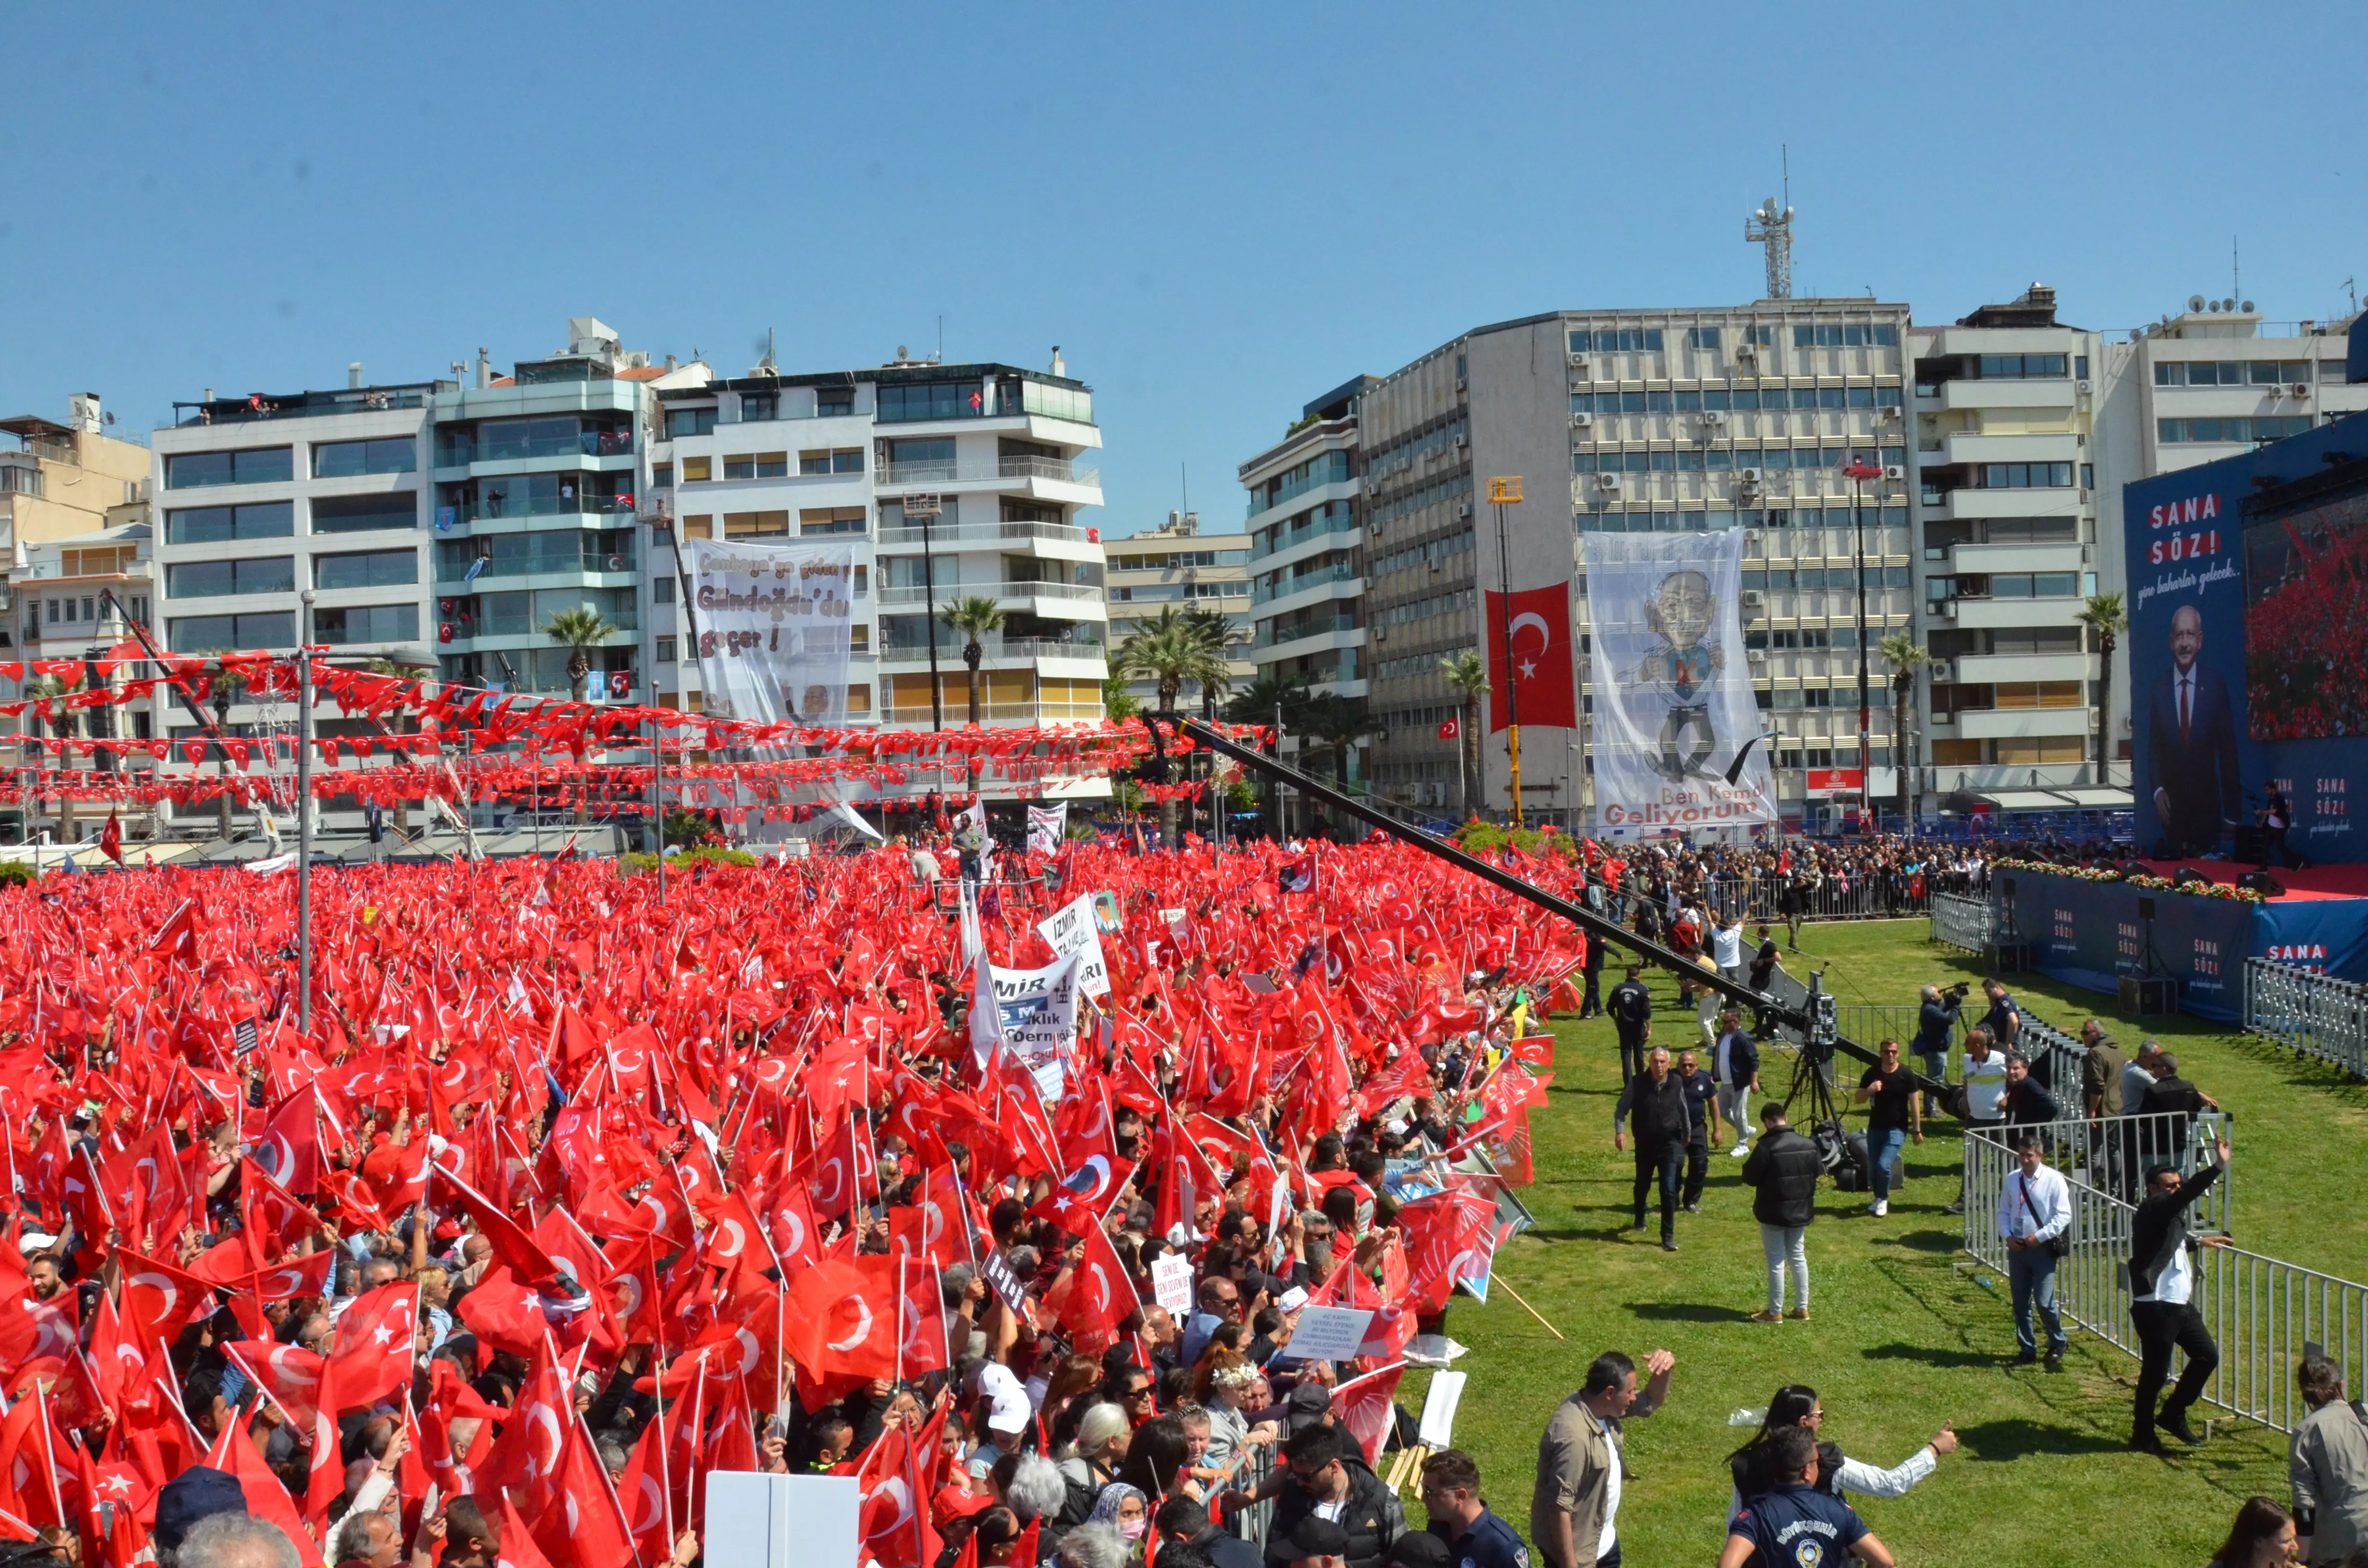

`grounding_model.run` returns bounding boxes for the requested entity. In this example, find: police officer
[1673,1049,1717,1211]
[1607,965,1653,1088]
[1418,1450,1529,1568]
